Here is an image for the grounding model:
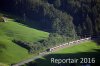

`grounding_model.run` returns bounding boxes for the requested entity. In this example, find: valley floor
[25,41,100,66]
